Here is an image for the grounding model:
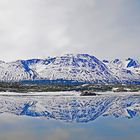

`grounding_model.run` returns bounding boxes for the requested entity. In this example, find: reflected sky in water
[0,95,140,140]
